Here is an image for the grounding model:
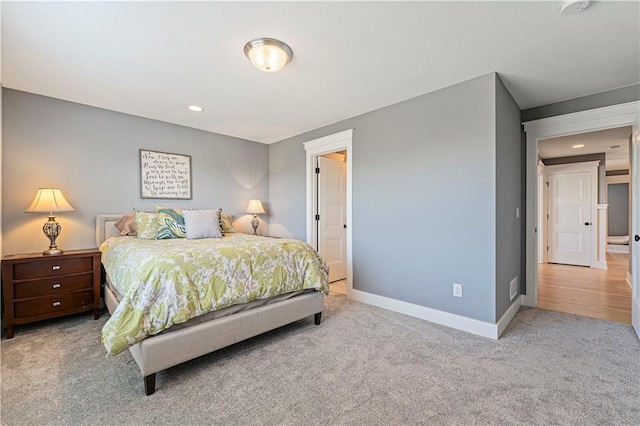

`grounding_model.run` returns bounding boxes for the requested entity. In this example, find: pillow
[156,208,186,239]
[134,210,159,240]
[183,209,222,239]
[220,212,235,233]
[114,214,136,236]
